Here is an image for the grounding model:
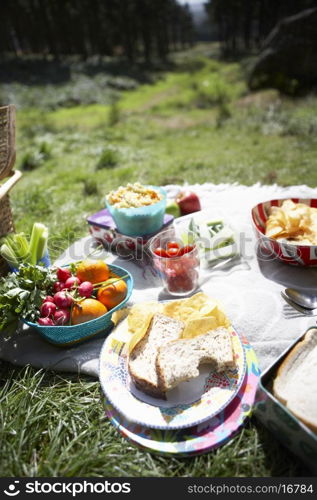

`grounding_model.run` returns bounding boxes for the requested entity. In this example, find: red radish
[53,281,65,293]
[40,301,57,318]
[57,267,72,282]
[53,291,73,308]
[78,281,94,298]
[44,295,55,303]
[54,308,70,325]
[64,276,80,289]
[38,317,55,326]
